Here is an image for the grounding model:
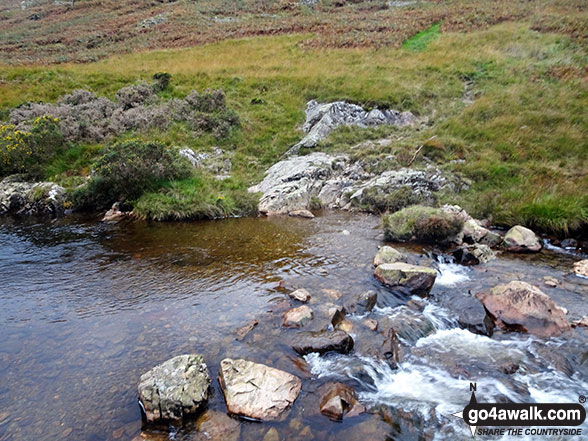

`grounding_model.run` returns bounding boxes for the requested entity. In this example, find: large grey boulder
[503,225,542,252]
[286,100,414,155]
[218,358,302,421]
[249,152,455,215]
[137,354,211,422]
[374,263,437,296]
[476,281,570,337]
